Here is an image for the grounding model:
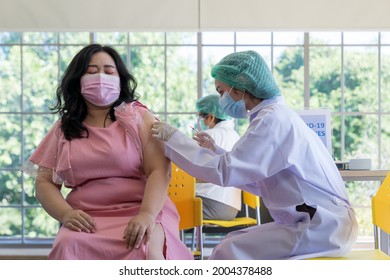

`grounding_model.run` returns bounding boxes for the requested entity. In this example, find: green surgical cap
[211,50,281,99]
[195,94,230,120]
